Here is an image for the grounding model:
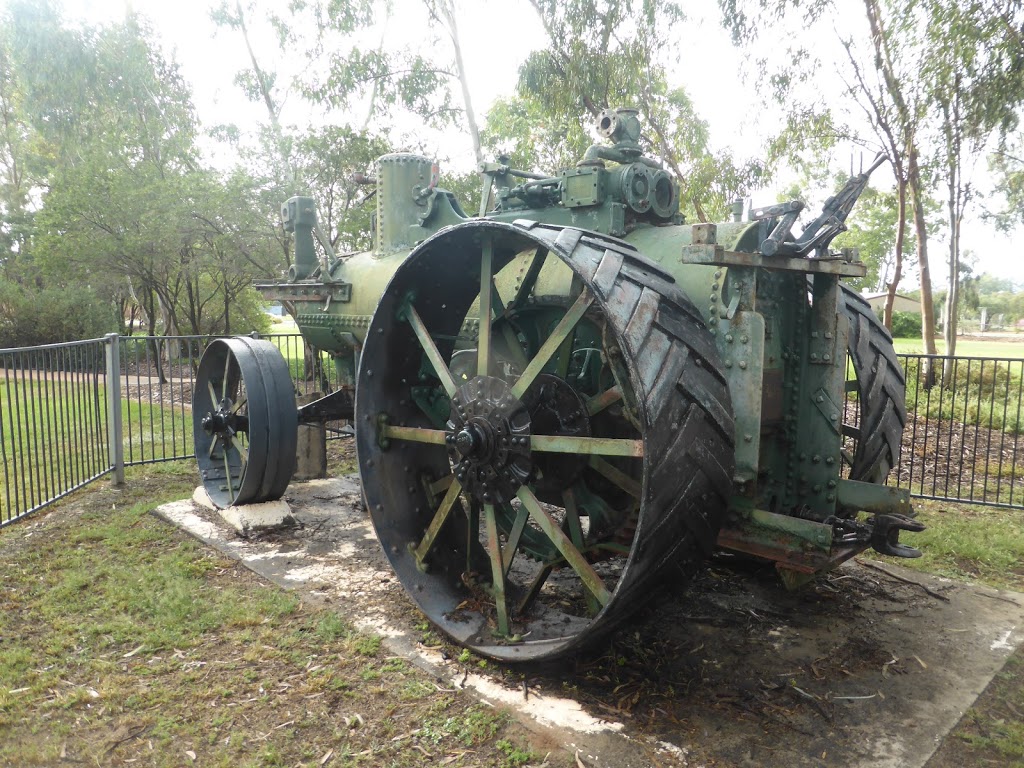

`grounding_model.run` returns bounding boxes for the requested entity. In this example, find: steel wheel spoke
[589,456,642,498]
[483,502,510,635]
[564,487,600,616]
[400,297,459,398]
[586,386,622,416]
[382,425,447,445]
[531,434,643,458]
[500,502,530,577]
[478,238,493,377]
[554,276,584,379]
[517,563,554,615]
[516,484,611,607]
[208,380,219,410]
[429,473,454,496]
[510,288,594,399]
[412,476,463,564]
[222,452,235,504]
[230,434,249,467]
[490,279,507,318]
[230,396,247,415]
